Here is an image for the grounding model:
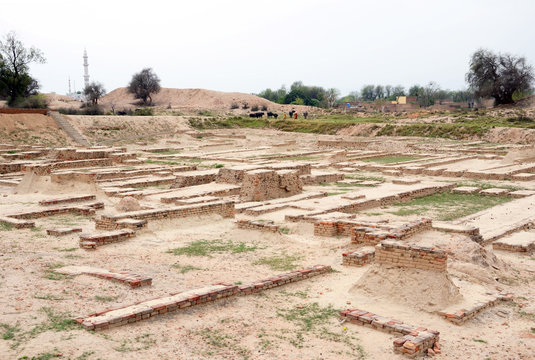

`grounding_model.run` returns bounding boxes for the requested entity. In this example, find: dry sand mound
[351,265,462,311]
[115,196,141,212]
[99,87,313,113]
[15,172,101,195]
